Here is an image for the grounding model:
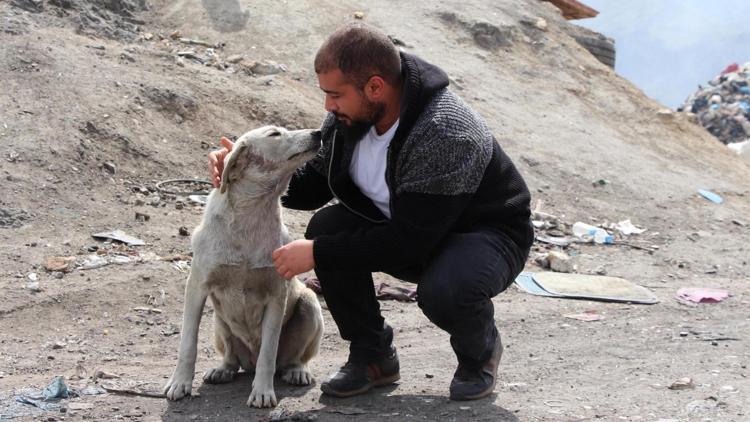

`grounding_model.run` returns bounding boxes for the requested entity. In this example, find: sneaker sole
[320,373,400,398]
[448,377,497,401]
